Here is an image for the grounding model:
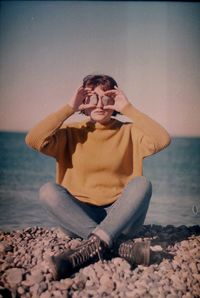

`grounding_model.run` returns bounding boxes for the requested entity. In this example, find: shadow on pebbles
[0,225,199,298]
